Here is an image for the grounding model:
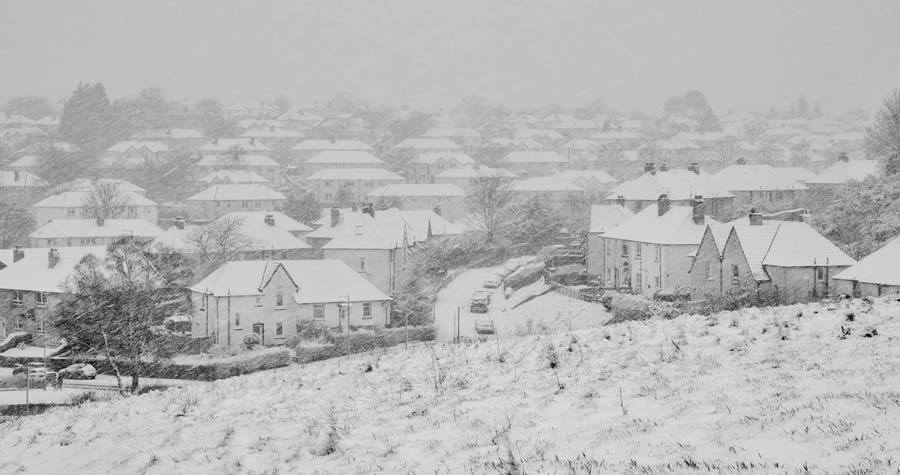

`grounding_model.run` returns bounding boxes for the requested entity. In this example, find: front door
[252,323,265,344]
